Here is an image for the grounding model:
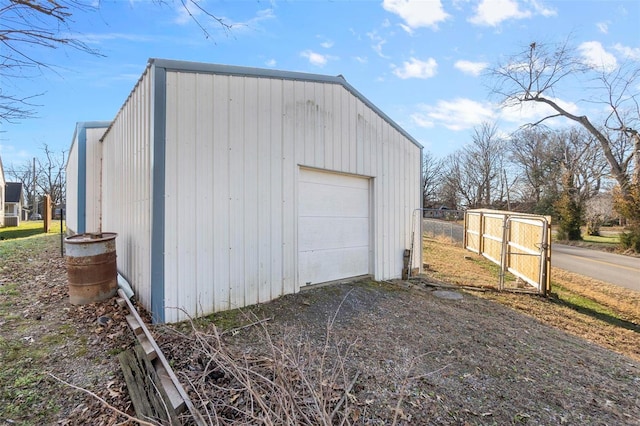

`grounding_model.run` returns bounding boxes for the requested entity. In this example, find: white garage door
[298,168,370,286]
